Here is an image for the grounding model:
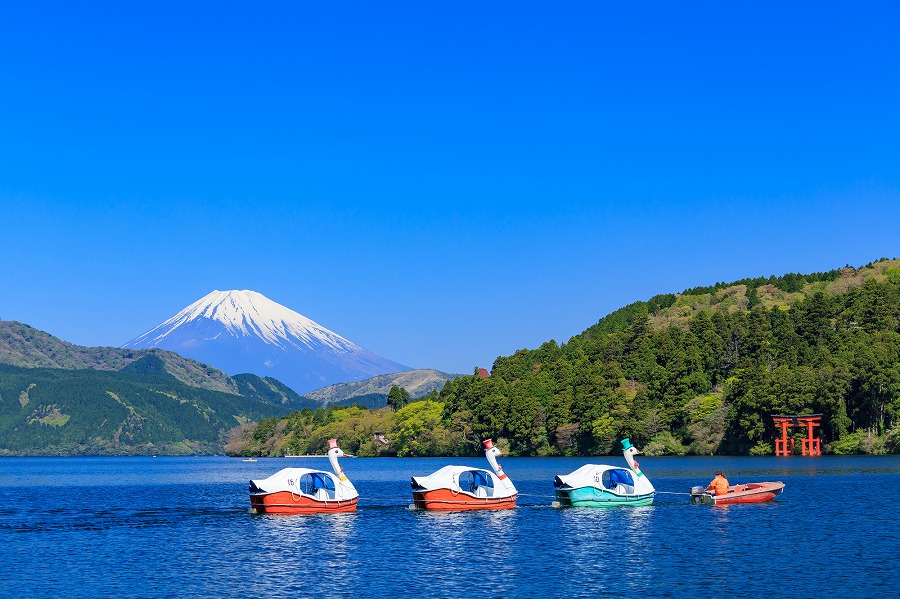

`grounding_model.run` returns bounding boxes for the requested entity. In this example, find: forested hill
[441,258,900,456]
[0,322,319,455]
[0,320,237,394]
[231,258,900,458]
